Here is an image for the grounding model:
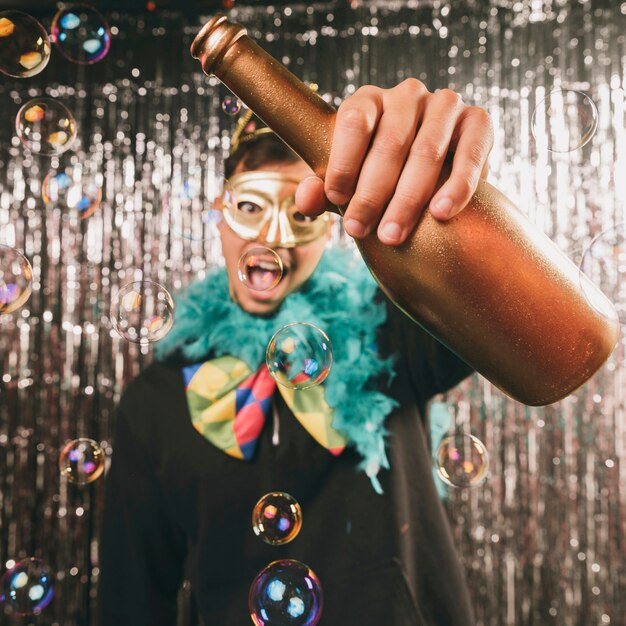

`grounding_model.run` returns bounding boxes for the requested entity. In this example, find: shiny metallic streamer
[0,2,624,624]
